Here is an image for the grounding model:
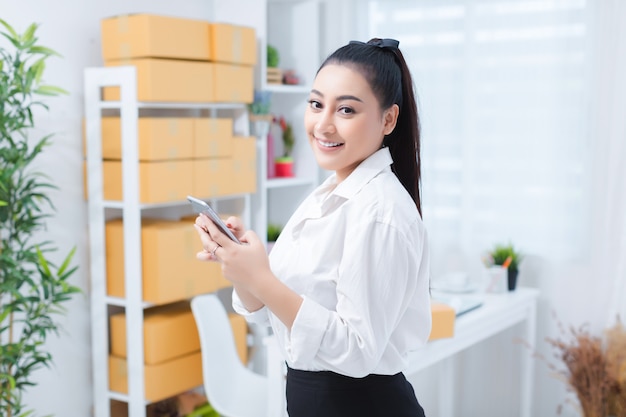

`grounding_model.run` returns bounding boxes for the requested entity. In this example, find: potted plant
[274,116,295,177]
[486,242,523,291]
[0,19,80,417]
[266,223,283,253]
[248,90,273,137]
[266,44,282,84]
